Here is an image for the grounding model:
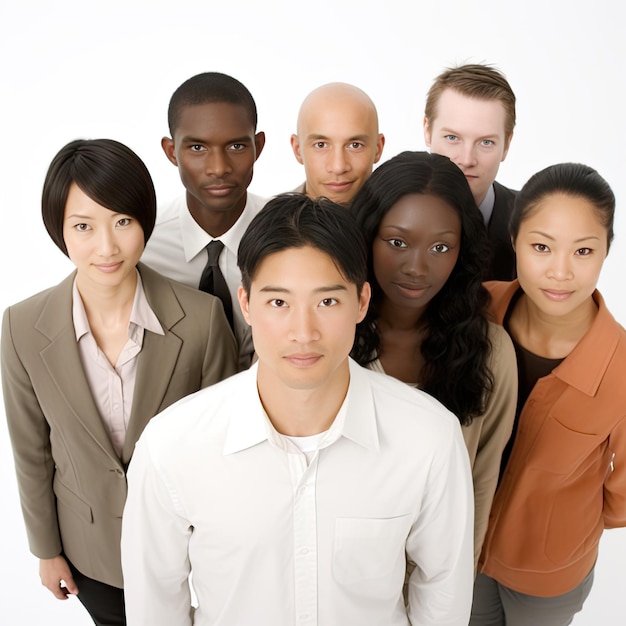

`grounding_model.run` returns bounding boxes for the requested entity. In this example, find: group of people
[2,63,625,626]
